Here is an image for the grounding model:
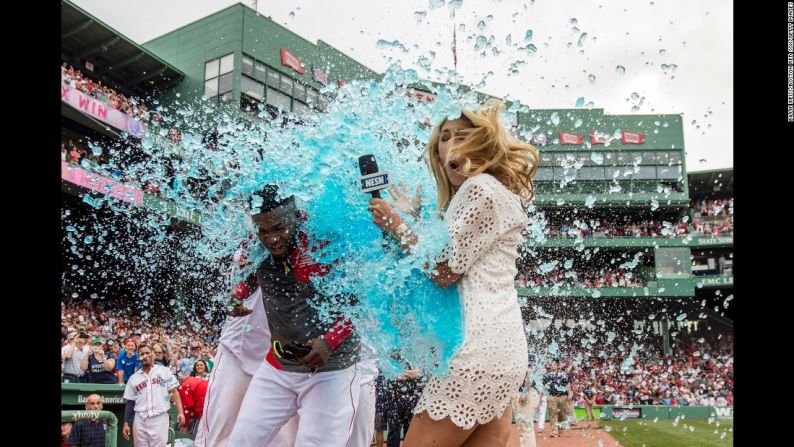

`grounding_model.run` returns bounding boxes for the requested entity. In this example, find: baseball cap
[67,333,77,340]
[92,337,104,345]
